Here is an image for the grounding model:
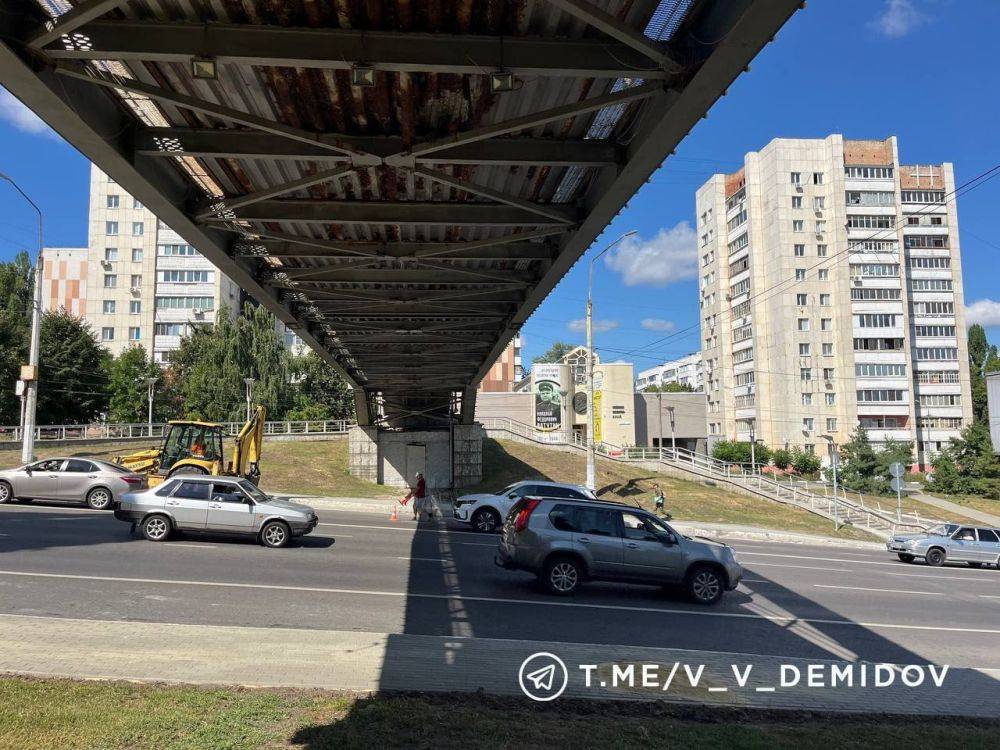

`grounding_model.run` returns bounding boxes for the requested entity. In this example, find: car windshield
[237,479,270,504]
[927,523,959,536]
[495,484,517,496]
